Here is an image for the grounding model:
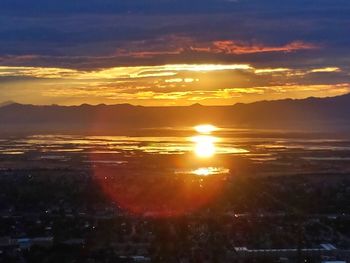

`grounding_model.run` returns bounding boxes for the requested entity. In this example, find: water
[1,127,350,216]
